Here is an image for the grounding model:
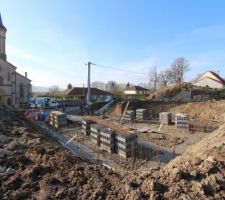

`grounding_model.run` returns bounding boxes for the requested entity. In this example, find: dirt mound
[0,106,124,200]
[122,124,225,199]
[147,83,225,102]
[1,105,225,199]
